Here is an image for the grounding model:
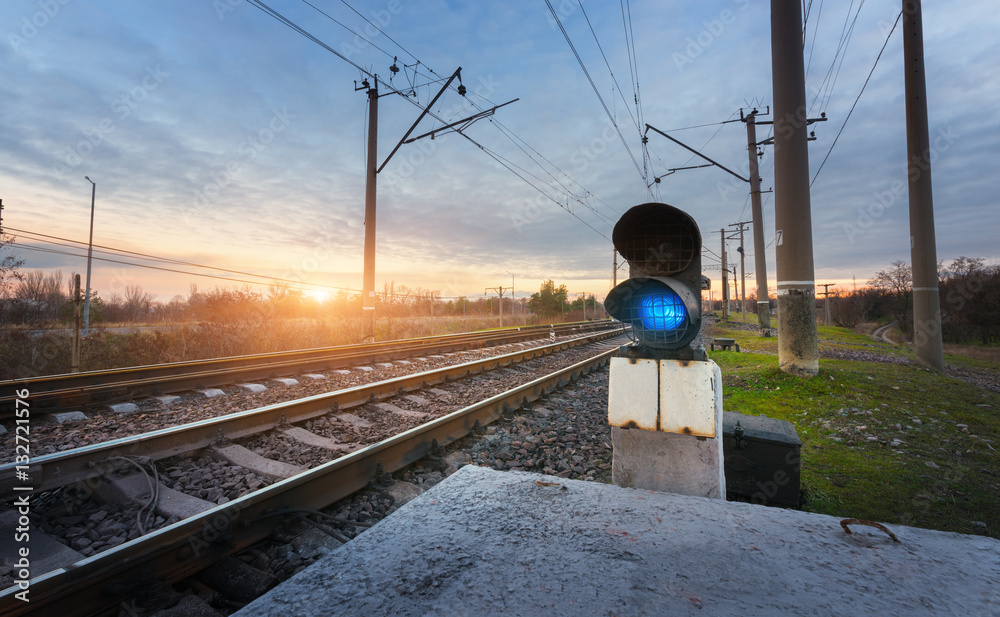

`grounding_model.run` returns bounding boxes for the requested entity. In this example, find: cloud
[0,0,996,302]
